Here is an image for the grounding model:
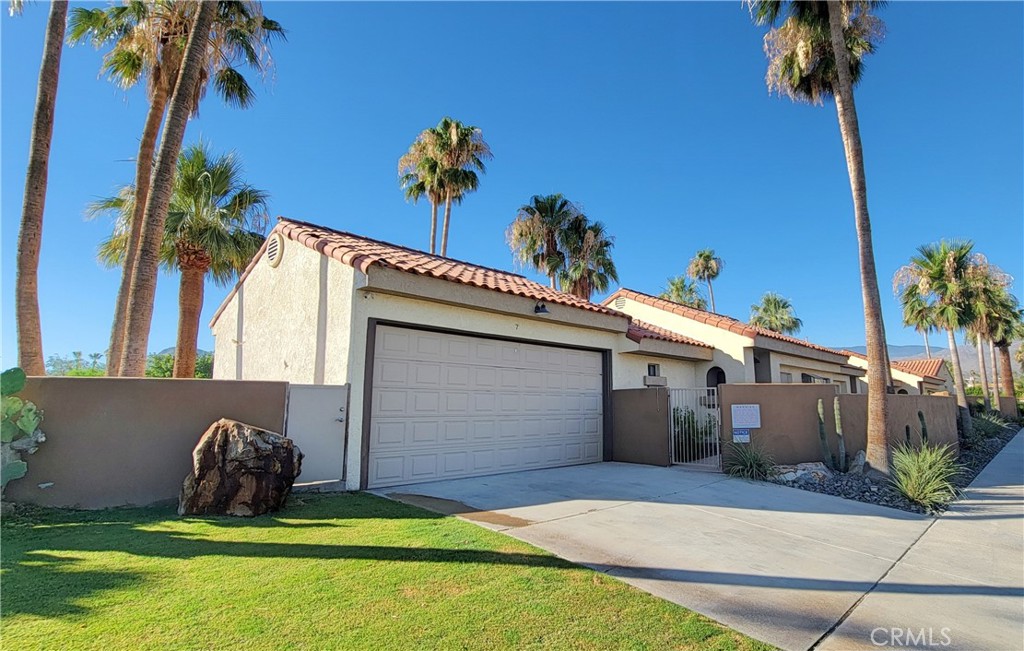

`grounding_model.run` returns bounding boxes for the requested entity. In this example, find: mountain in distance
[839,342,1022,378]
[157,347,212,357]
